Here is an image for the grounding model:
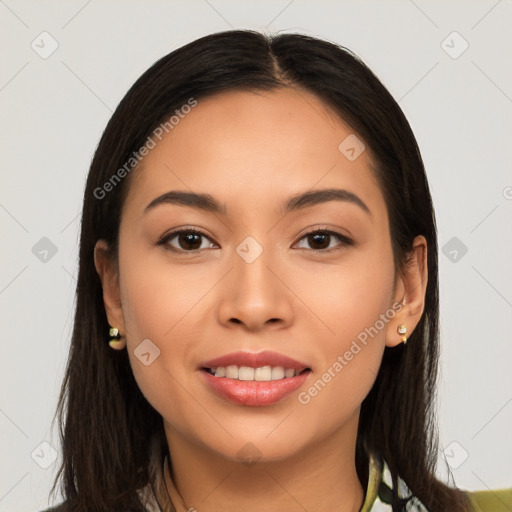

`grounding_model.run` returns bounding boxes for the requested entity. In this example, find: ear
[94,239,126,348]
[385,235,428,348]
